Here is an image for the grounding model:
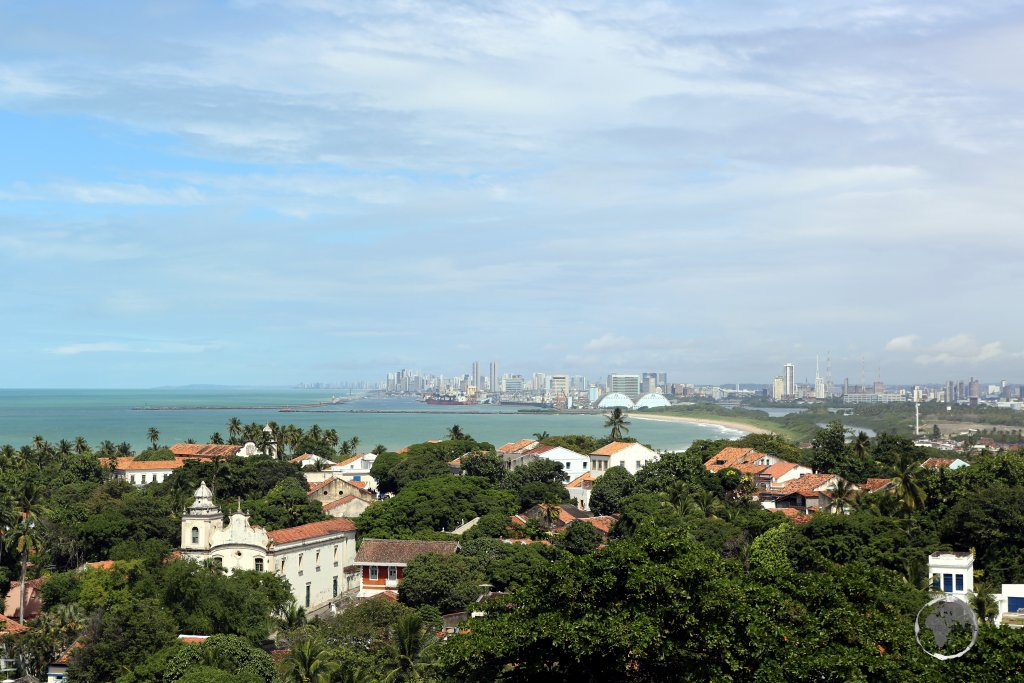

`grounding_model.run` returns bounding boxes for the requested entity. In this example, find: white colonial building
[179,482,358,610]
